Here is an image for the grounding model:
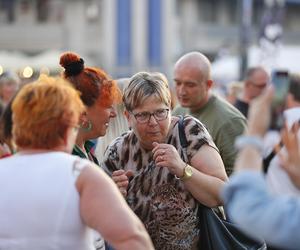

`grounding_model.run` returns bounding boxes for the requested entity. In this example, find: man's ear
[207,79,214,89]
